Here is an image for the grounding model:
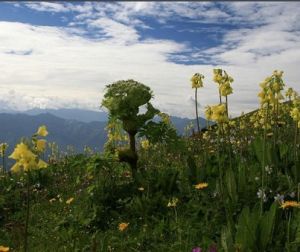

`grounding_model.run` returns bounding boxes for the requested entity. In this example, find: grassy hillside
[1,71,300,251]
[0,100,300,251]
